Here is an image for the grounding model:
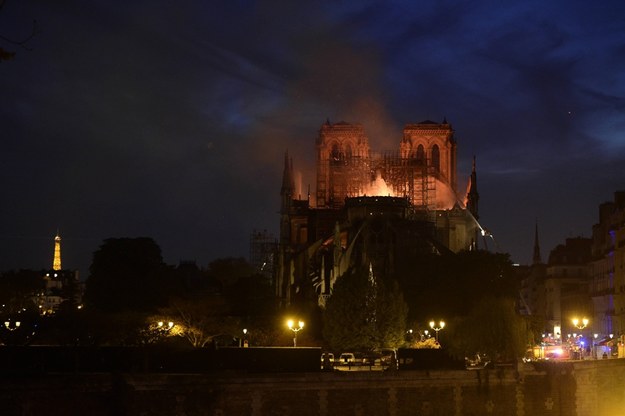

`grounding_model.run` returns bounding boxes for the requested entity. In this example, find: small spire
[281,150,294,196]
[533,220,543,265]
[467,156,479,219]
